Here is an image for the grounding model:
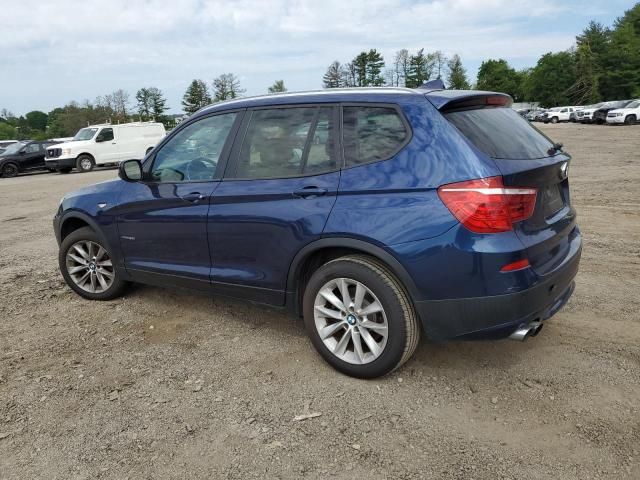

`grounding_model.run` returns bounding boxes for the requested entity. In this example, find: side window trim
[223,104,341,181]
[339,102,413,170]
[142,109,245,183]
